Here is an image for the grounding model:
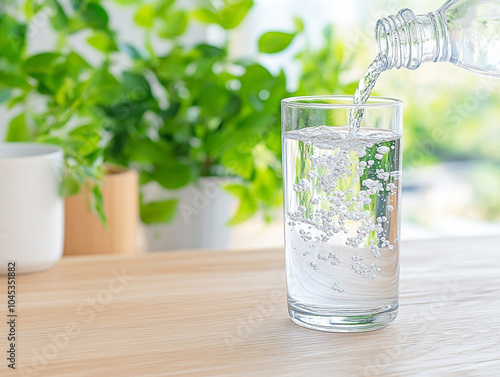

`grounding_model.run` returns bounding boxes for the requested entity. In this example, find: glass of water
[282,96,402,332]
